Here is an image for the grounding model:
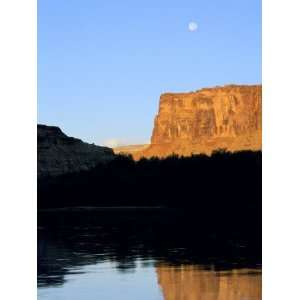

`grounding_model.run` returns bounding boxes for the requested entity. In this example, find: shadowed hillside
[38,124,115,178]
